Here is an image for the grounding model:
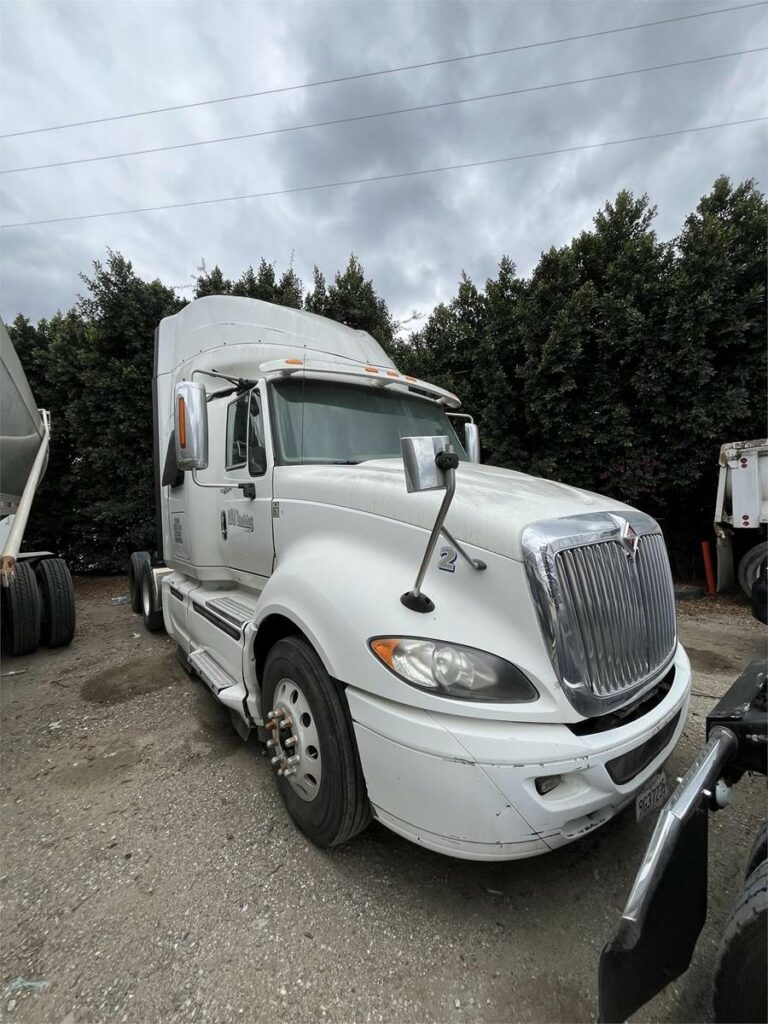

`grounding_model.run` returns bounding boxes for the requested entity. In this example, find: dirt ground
[1,579,765,1024]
